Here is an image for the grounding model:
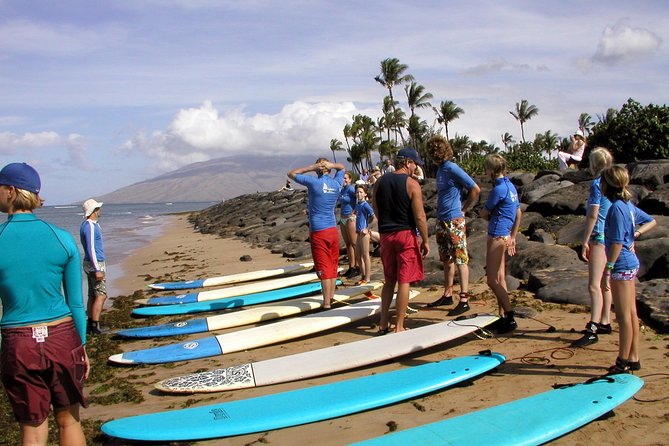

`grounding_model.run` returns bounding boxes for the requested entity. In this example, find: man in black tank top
[372,148,430,334]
